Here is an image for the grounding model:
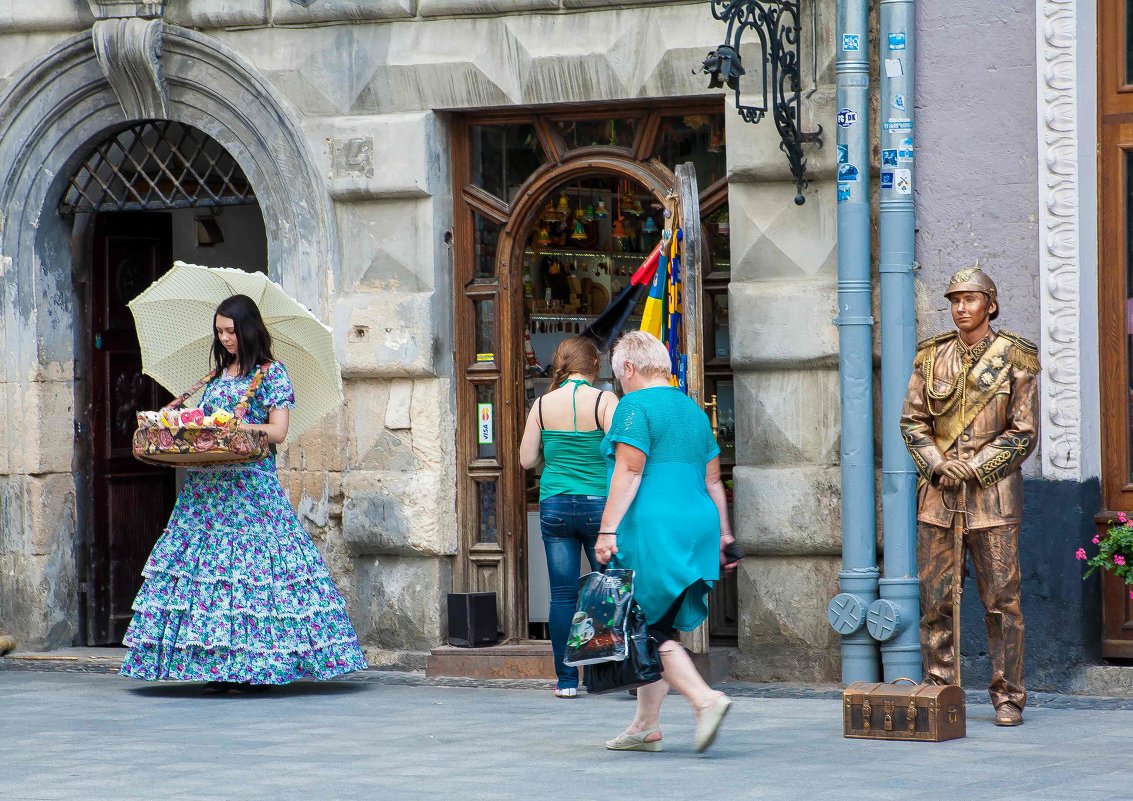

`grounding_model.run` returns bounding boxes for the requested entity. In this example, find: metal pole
[868,0,922,682]
[826,0,880,684]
